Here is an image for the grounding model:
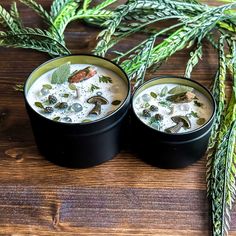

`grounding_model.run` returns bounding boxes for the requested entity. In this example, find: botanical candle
[24,55,130,168]
[133,83,213,134]
[131,77,216,168]
[27,63,128,123]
